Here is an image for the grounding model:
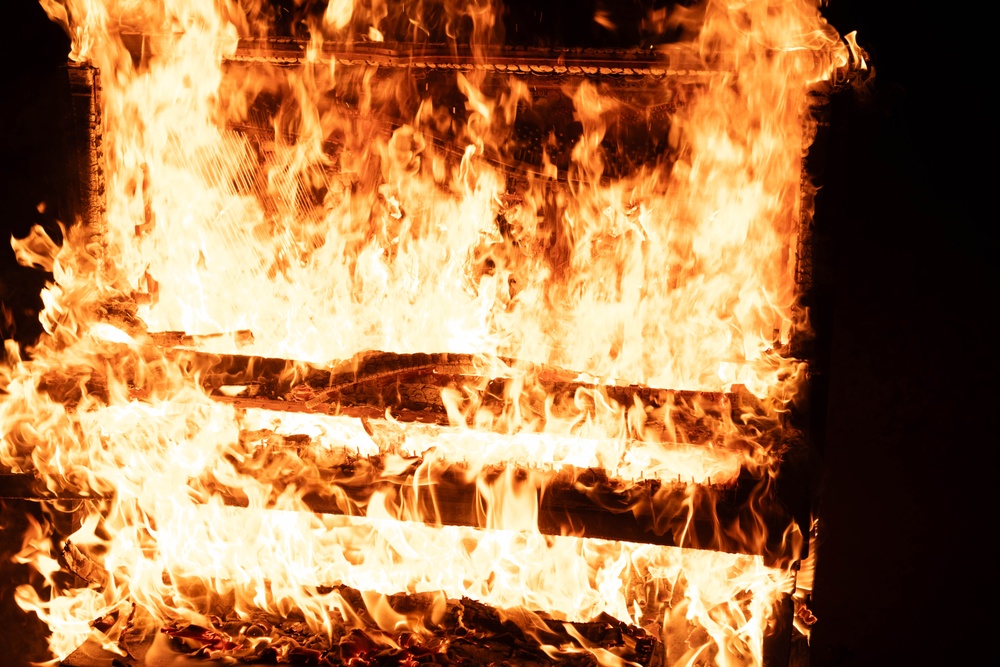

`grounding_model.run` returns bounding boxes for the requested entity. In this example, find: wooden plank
[2,450,795,566]
[38,348,792,454]
[200,351,789,453]
[210,452,796,565]
[118,32,722,80]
